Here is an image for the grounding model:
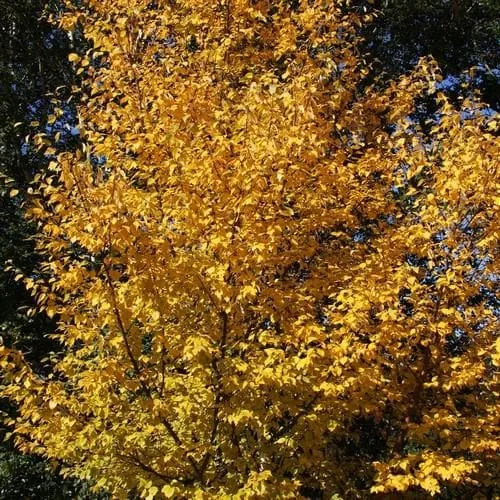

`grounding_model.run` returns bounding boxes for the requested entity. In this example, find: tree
[0,0,104,497]
[0,448,108,500]
[1,0,498,498]
[0,0,67,361]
